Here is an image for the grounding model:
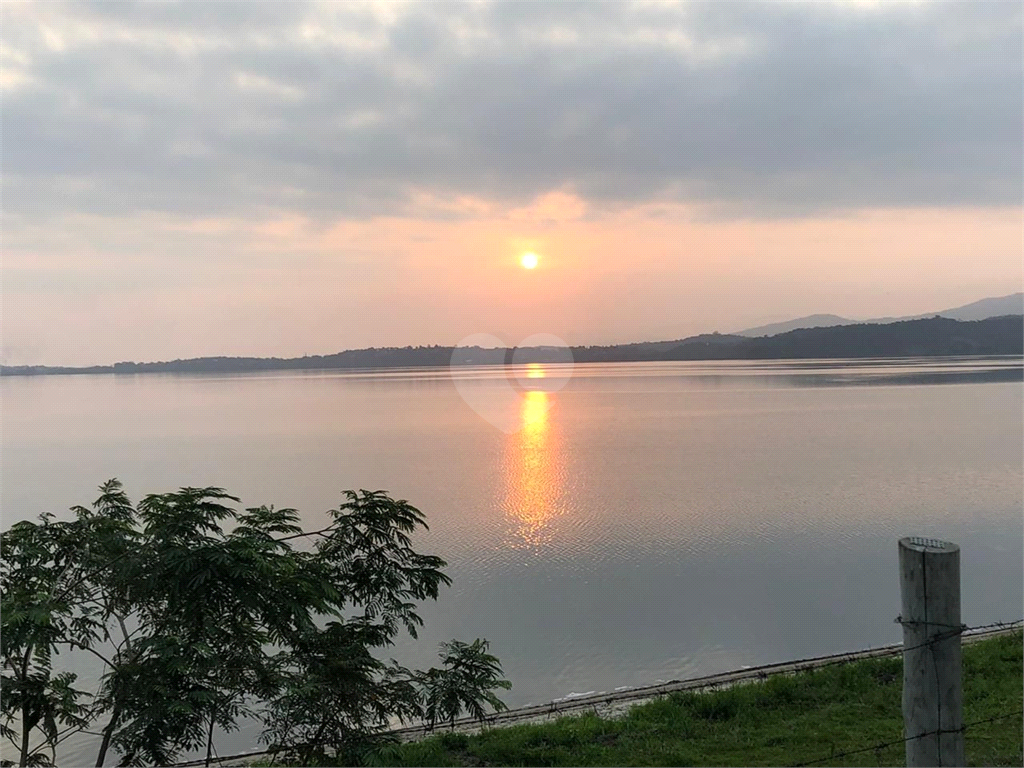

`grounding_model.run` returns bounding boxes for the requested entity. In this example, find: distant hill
[870,292,1024,324]
[2,317,1020,377]
[737,292,1023,337]
[675,315,1022,360]
[942,293,1024,321]
[737,314,855,337]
